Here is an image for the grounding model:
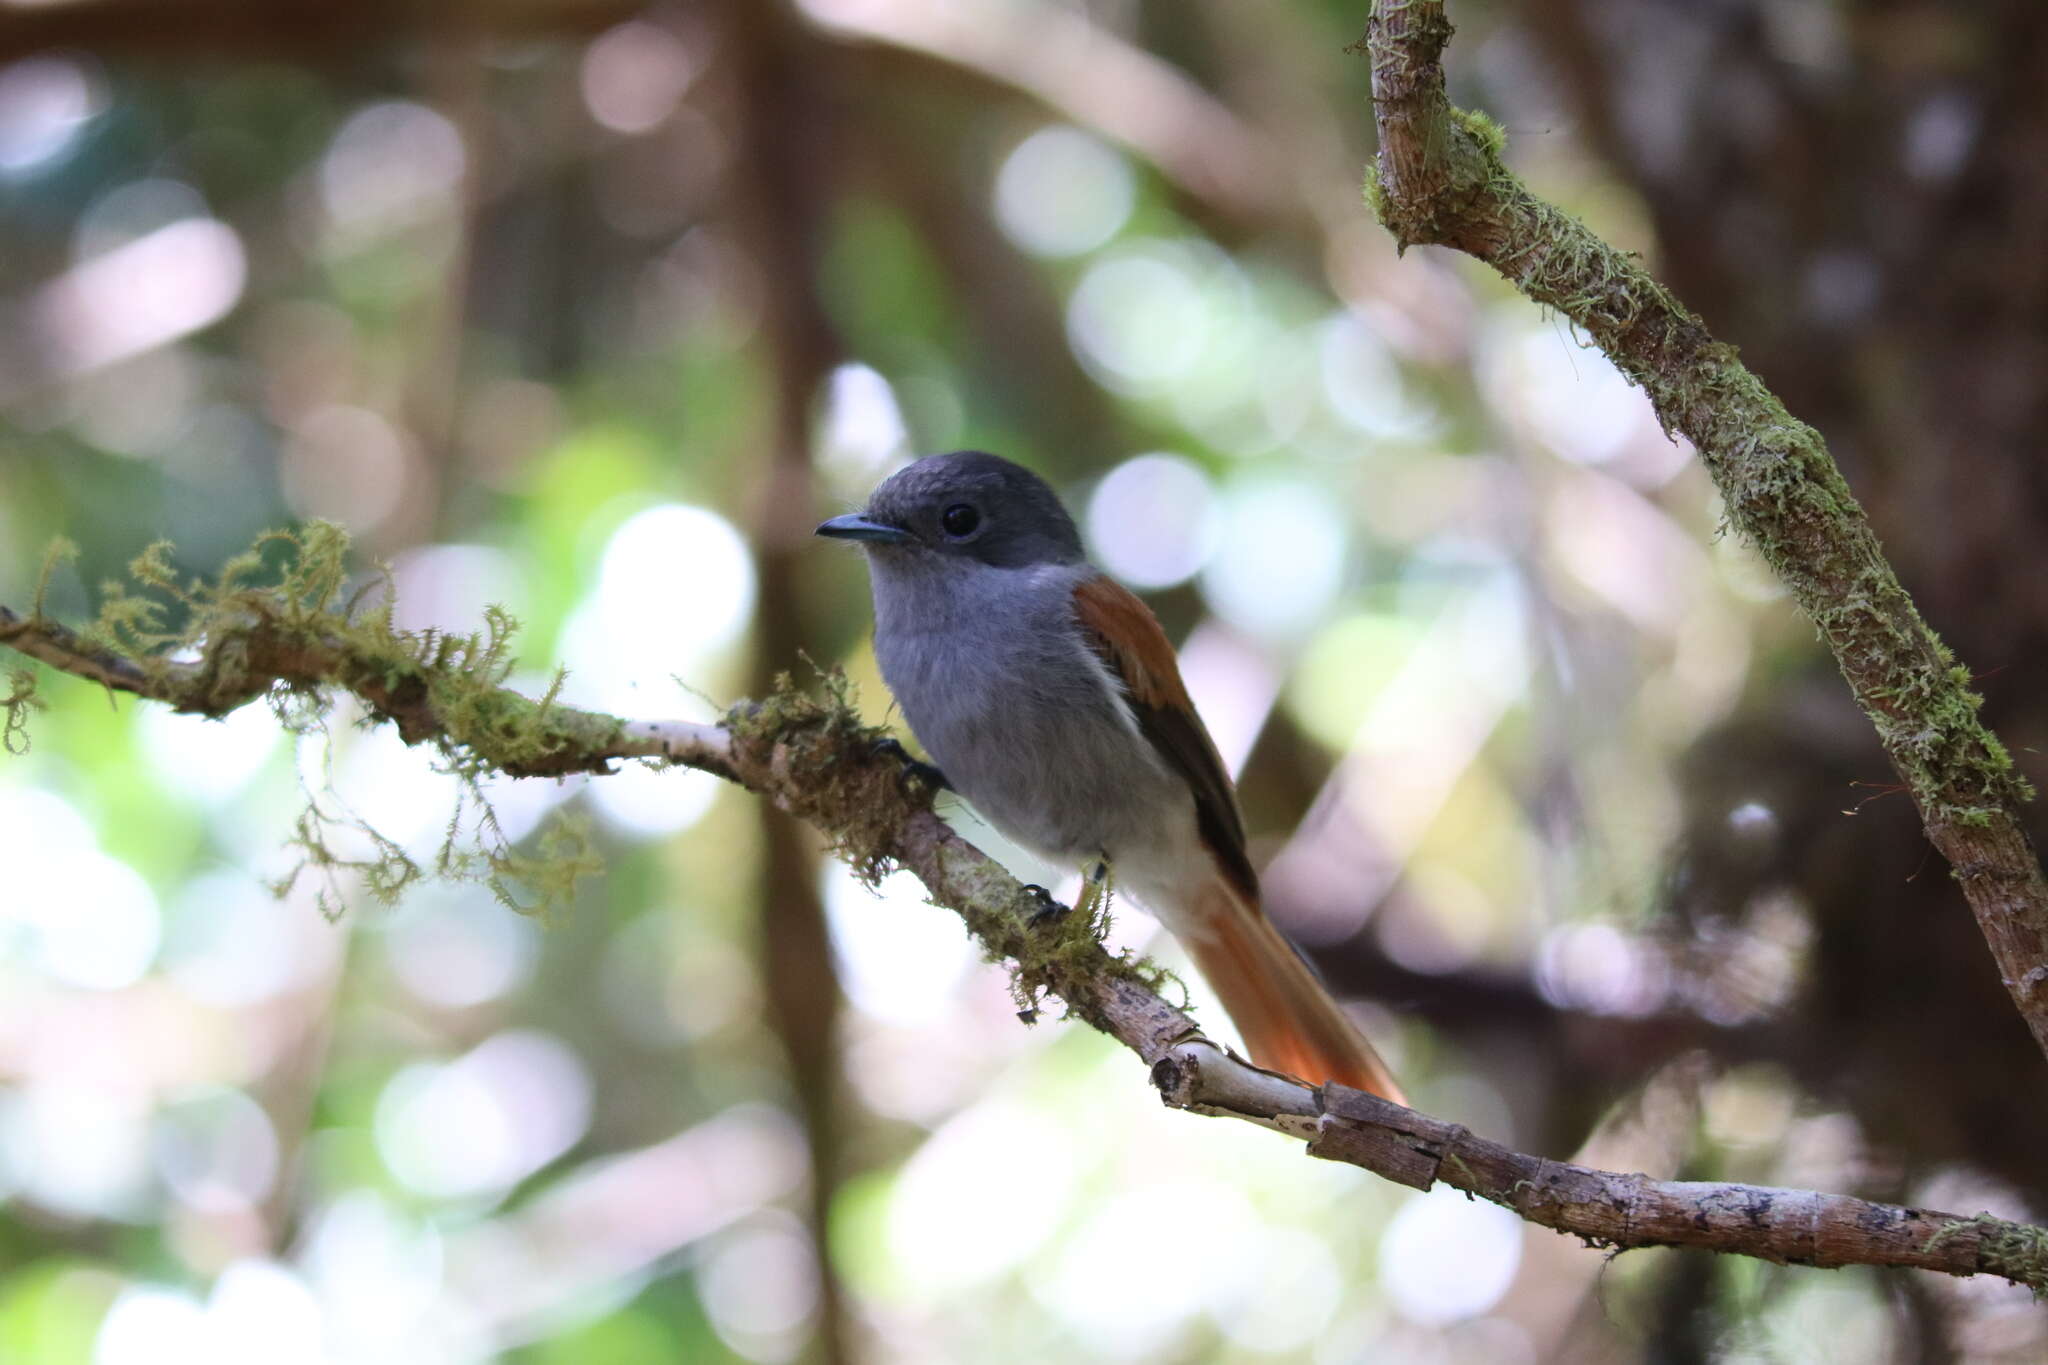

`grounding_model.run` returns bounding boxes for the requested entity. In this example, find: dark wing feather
[1071,576,1258,900]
